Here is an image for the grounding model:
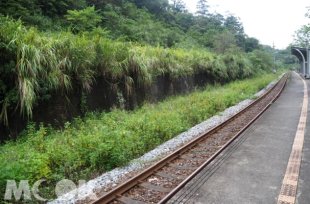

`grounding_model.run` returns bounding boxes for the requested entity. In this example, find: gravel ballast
[49,78,279,204]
